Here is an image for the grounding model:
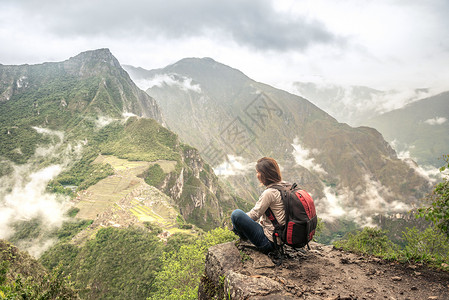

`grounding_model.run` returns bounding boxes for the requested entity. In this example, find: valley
[0,49,447,299]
